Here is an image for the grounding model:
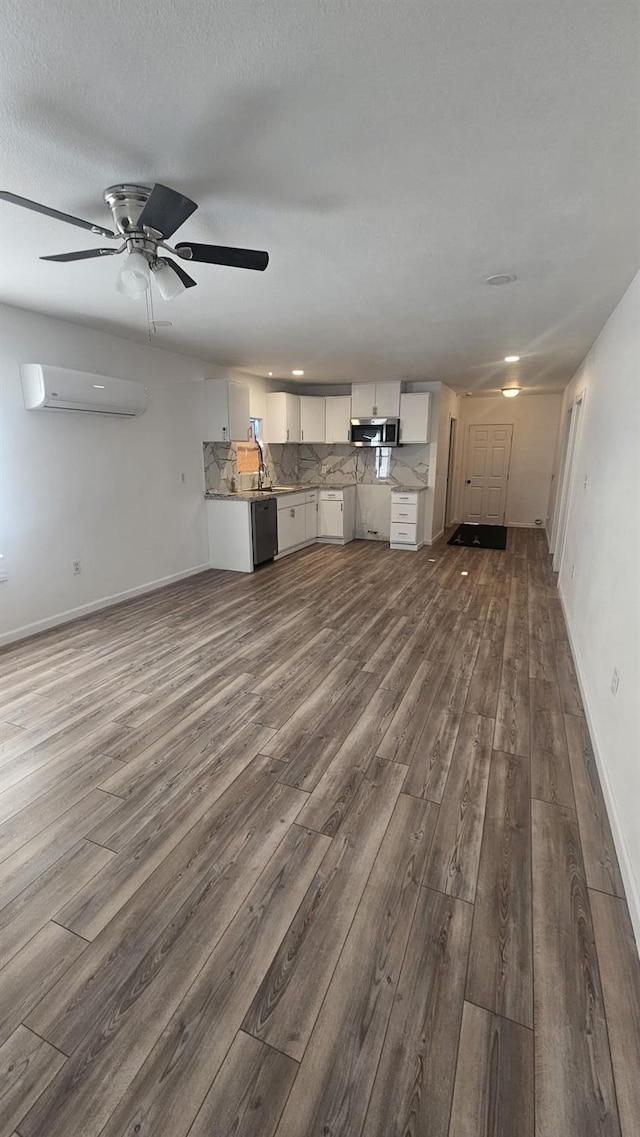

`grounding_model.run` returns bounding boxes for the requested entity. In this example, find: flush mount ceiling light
[292,369,305,376]
[502,387,521,398]
[504,355,520,363]
[486,274,518,285]
[268,371,273,376]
